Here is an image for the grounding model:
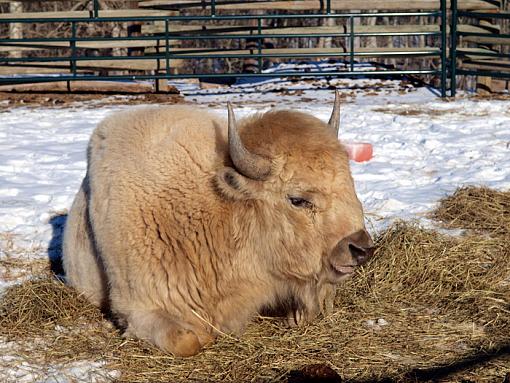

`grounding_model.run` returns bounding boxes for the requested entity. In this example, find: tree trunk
[318,16,336,49]
[353,11,361,49]
[365,13,377,49]
[9,1,23,59]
